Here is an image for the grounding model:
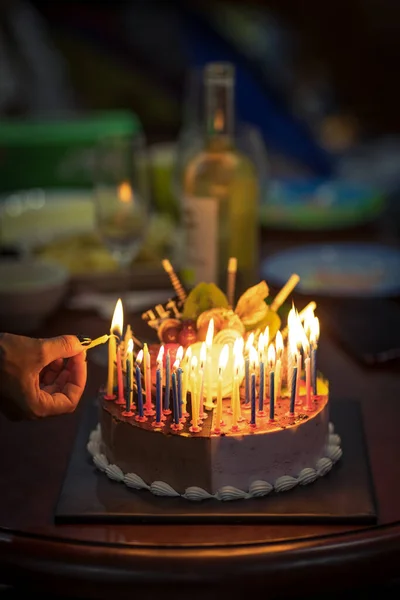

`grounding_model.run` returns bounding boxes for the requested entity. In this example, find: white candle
[215,344,229,432]
[181,346,192,416]
[189,356,199,432]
